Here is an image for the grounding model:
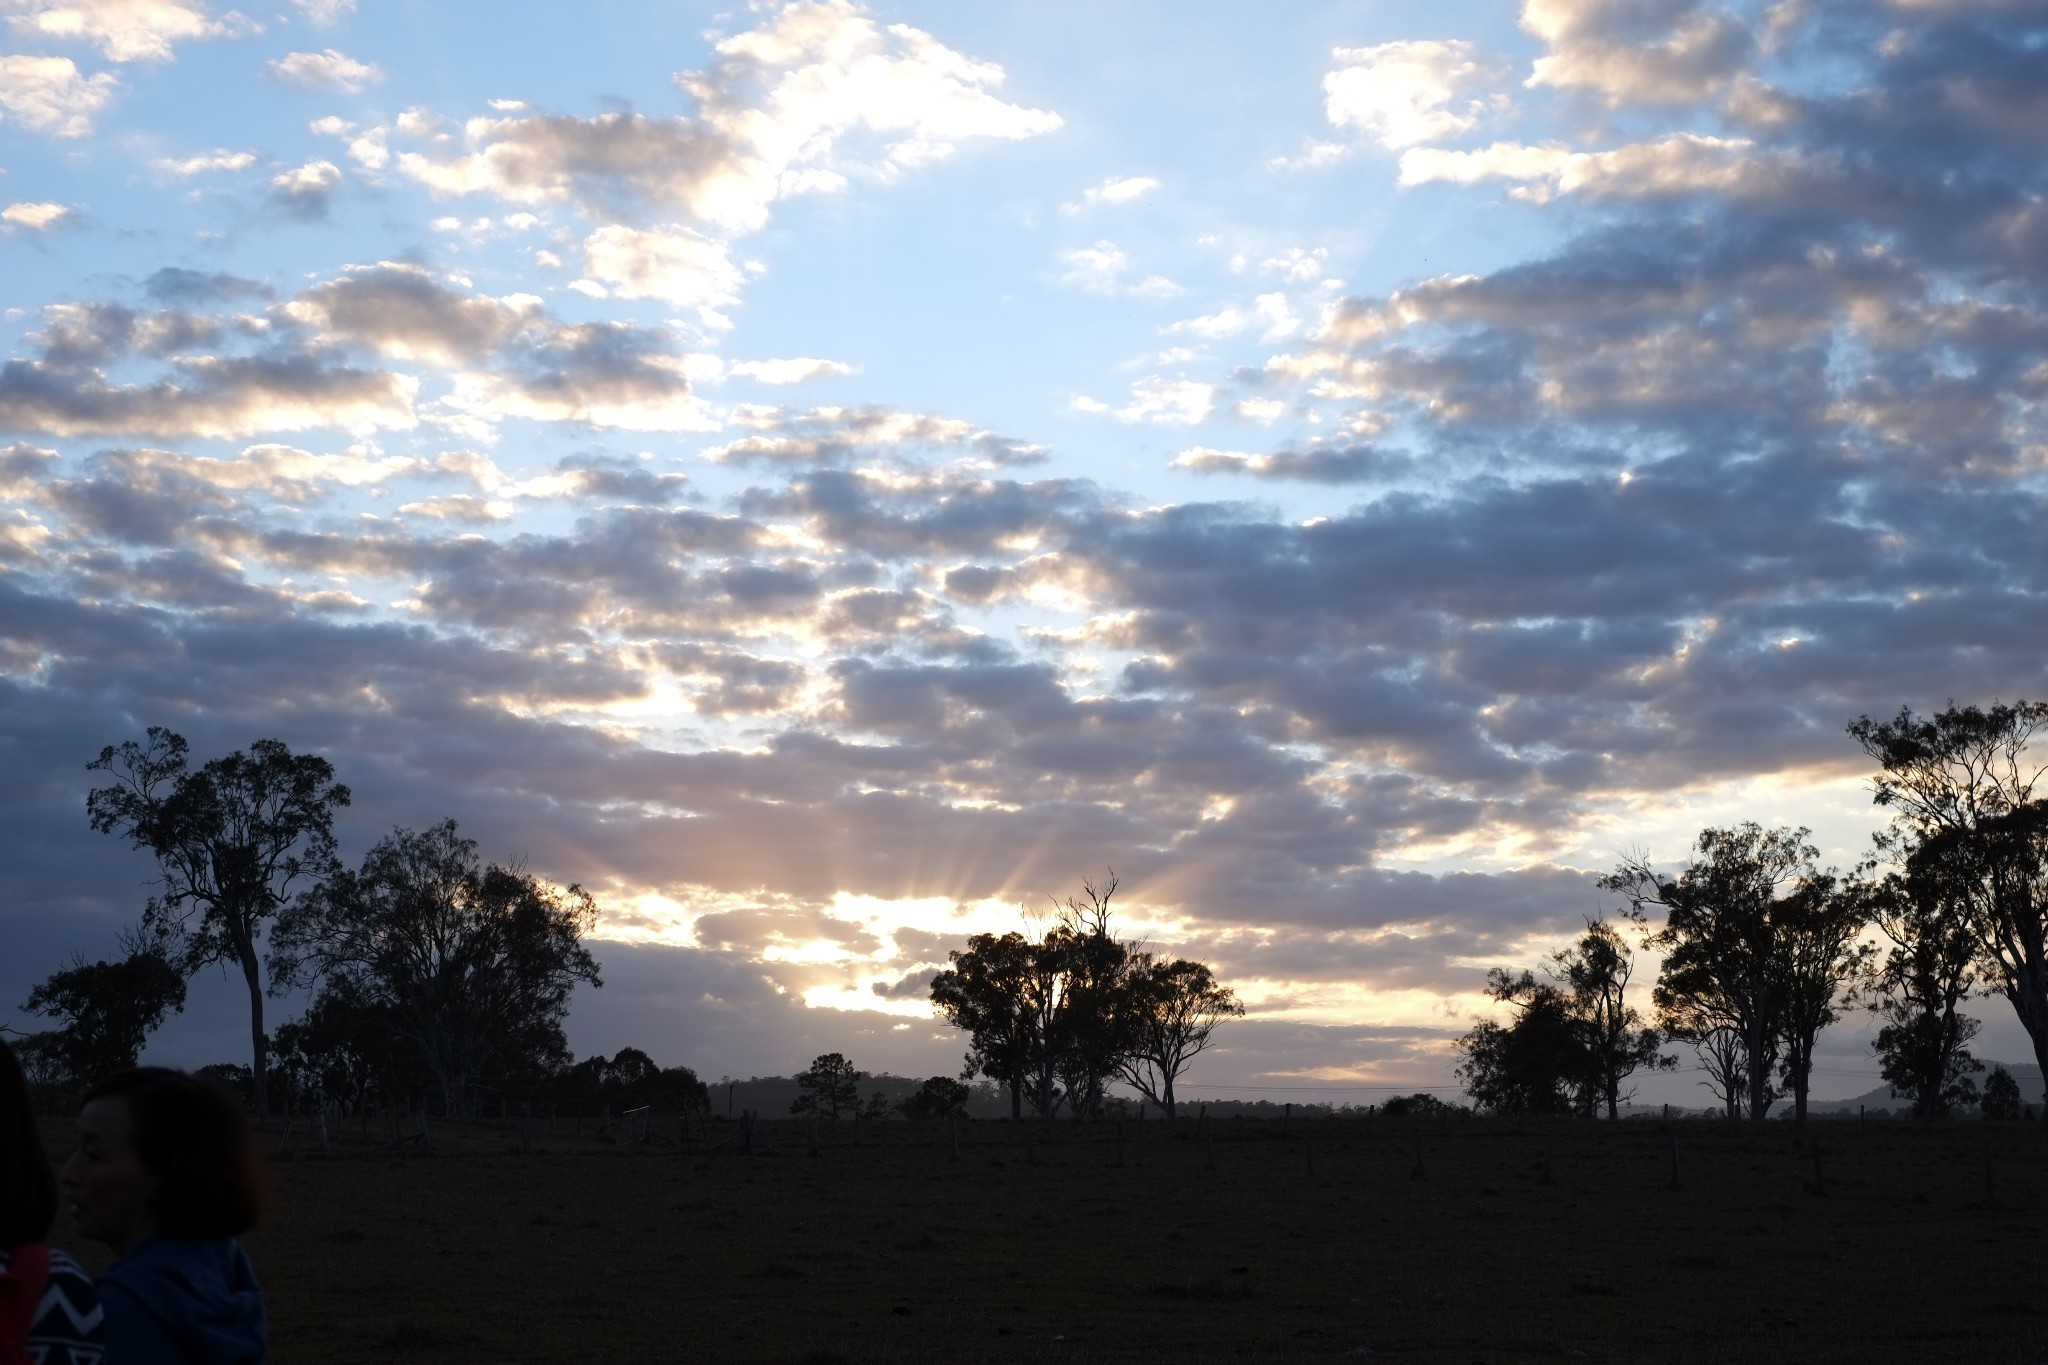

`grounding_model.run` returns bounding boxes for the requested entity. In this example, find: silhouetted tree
[929,931,1037,1118]
[1605,824,1844,1121]
[1553,918,1672,1119]
[933,876,1240,1122]
[897,1075,971,1120]
[1864,865,1983,1119]
[1116,956,1243,1118]
[1850,701,2048,1106]
[271,820,601,1116]
[1456,919,1670,1118]
[270,987,410,1115]
[1456,970,1589,1114]
[1687,1022,1749,1119]
[20,929,186,1089]
[790,1052,862,1119]
[1772,875,1874,1121]
[87,727,351,1116]
[1981,1065,2022,1120]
